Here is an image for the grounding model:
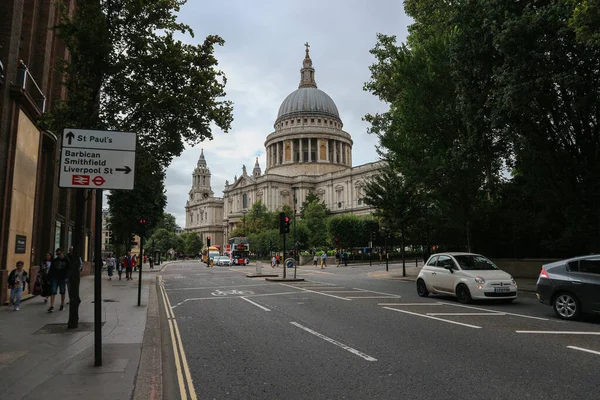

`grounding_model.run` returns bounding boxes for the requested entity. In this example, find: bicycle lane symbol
[211,289,255,297]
